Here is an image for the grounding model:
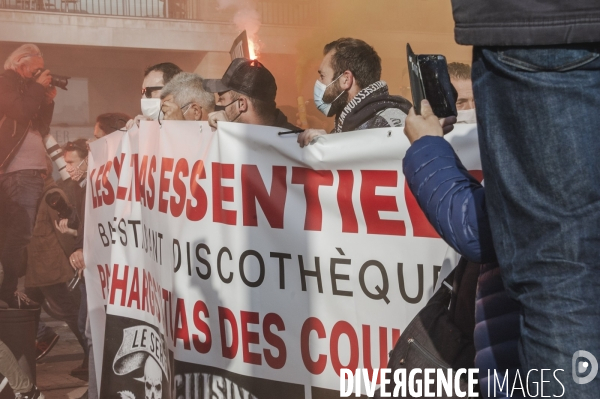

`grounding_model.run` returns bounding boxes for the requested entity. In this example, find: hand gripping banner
[83,121,481,399]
